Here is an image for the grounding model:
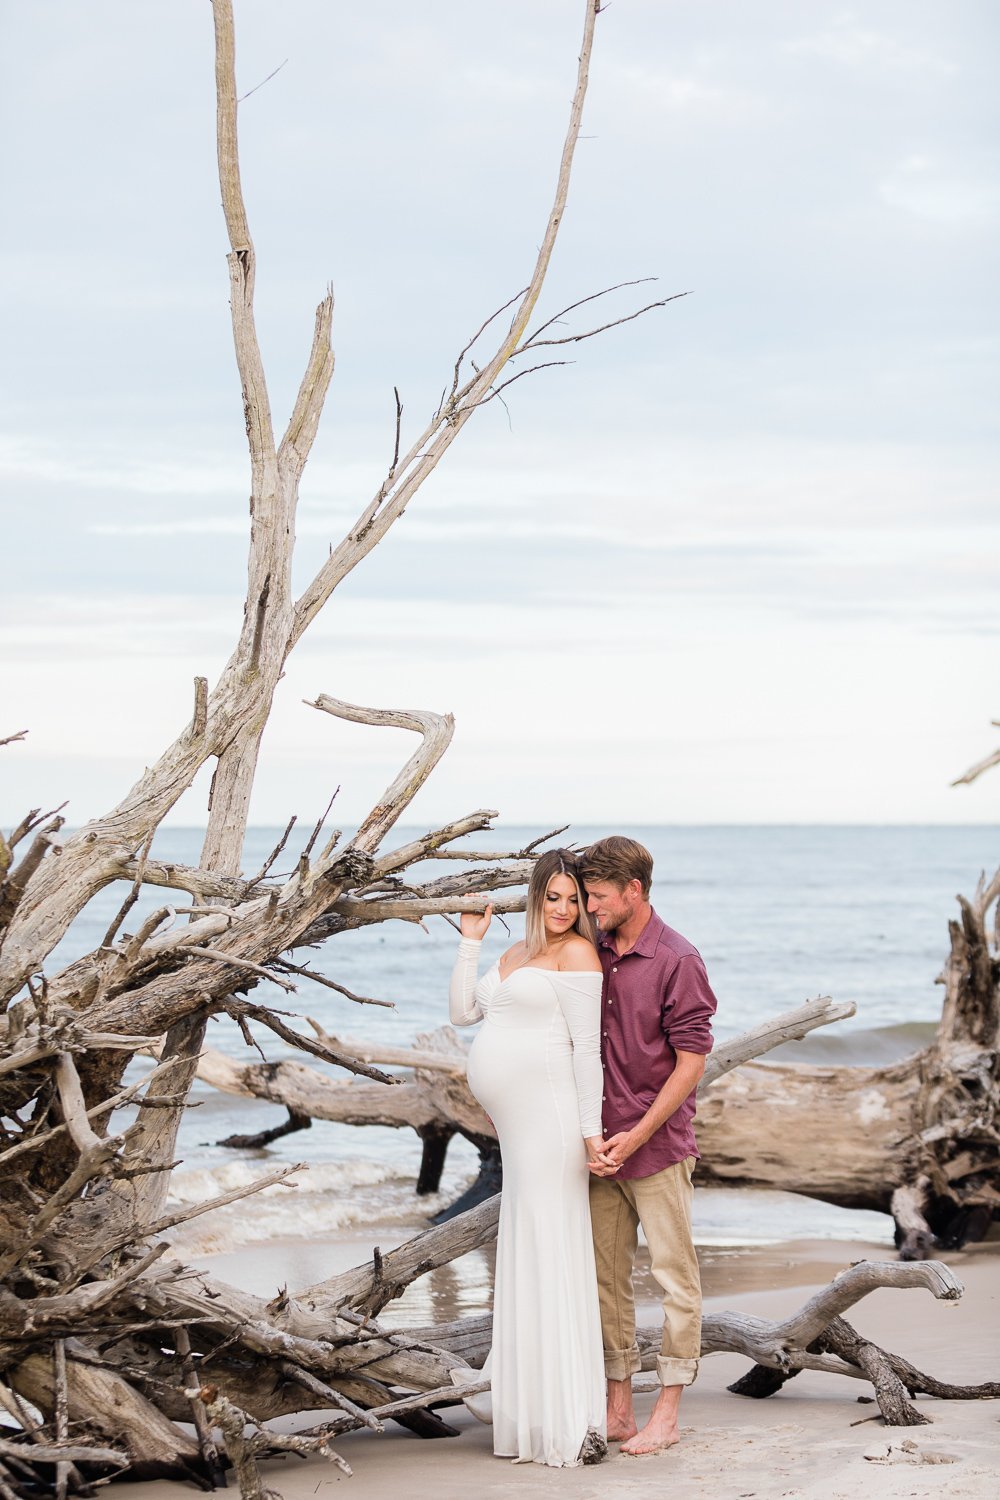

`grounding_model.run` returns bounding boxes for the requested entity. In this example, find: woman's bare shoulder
[558,935,603,974]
